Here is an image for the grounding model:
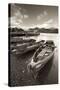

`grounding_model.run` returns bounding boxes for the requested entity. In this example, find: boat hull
[10,41,45,55]
[27,47,55,79]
